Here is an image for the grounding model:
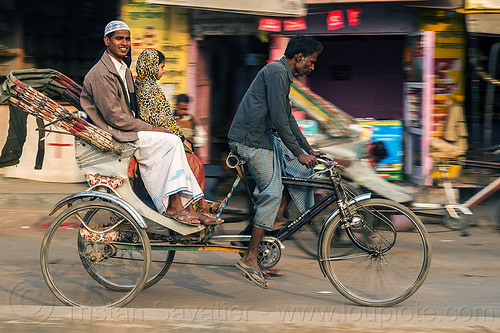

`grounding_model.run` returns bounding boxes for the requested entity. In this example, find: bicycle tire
[318,198,431,307]
[41,201,151,307]
[143,232,176,290]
